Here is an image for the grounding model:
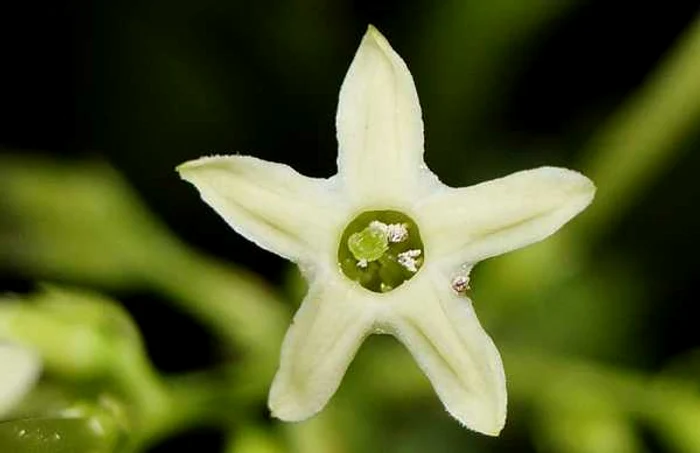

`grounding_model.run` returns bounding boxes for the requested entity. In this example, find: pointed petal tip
[449,404,506,436]
[529,166,596,212]
[361,24,393,57]
[550,165,596,204]
[337,24,426,200]
[387,275,508,435]
[267,391,318,423]
[176,158,208,181]
[365,24,385,42]
[440,379,507,436]
[266,278,374,425]
[268,370,331,423]
[175,161,192,174]
[542,165,595,189]
[176,155,228,178]
[175,162,192,180]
